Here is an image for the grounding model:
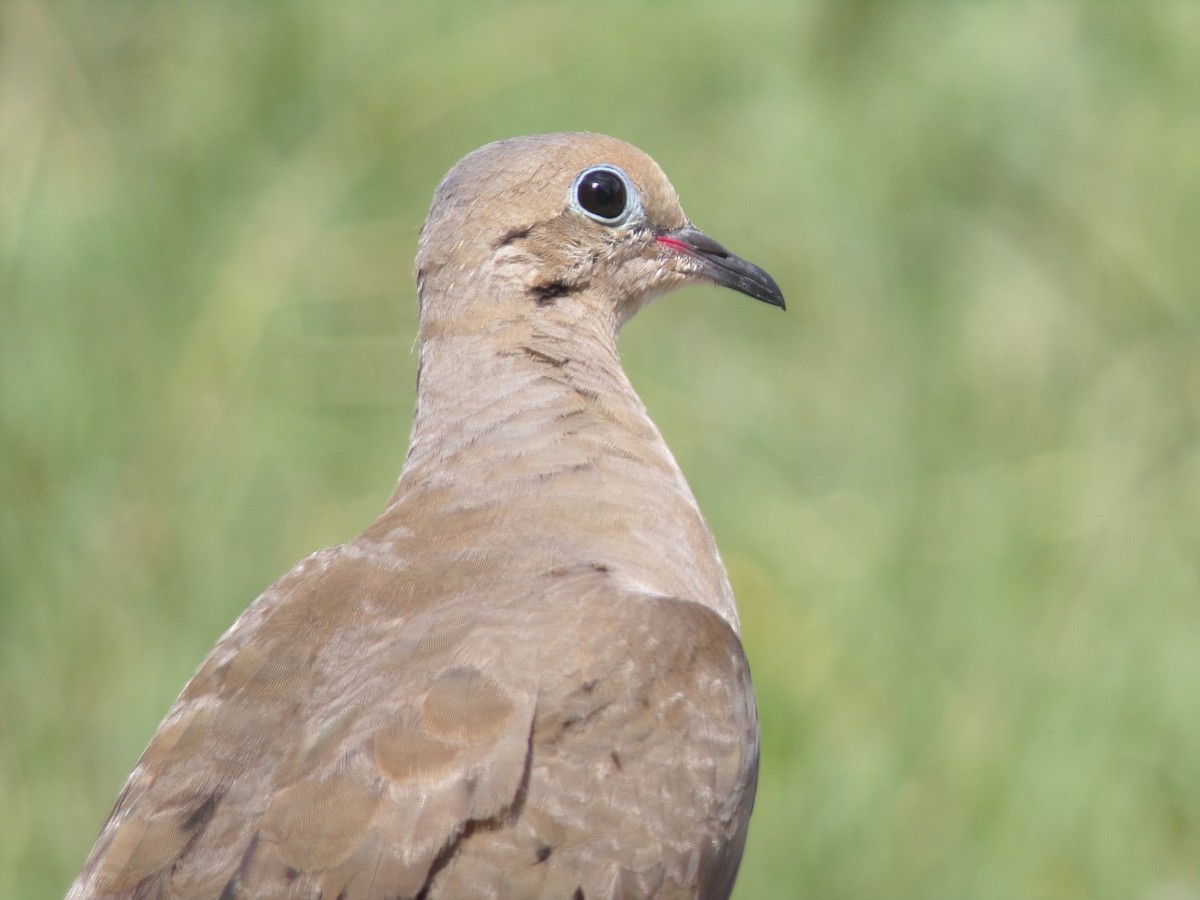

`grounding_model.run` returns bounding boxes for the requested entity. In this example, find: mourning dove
[70,132,784,900]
